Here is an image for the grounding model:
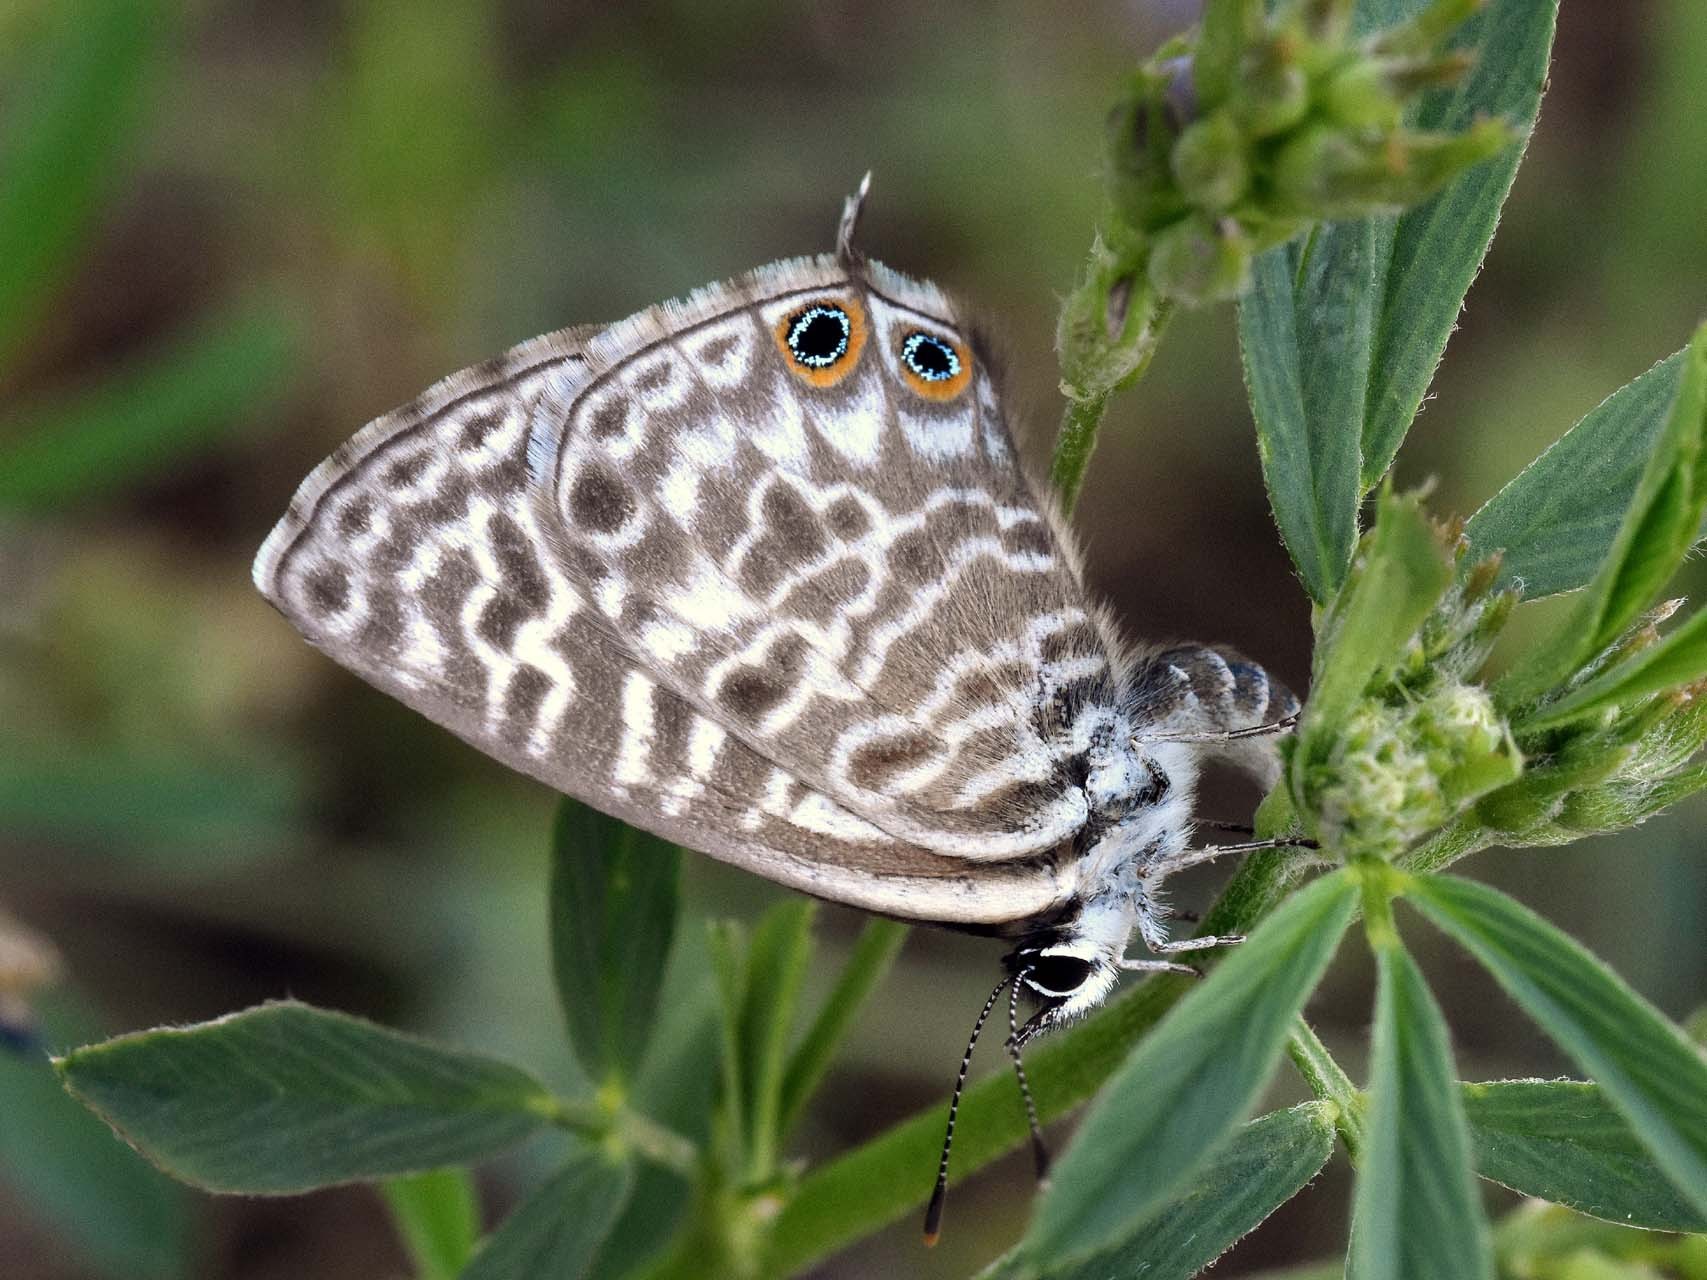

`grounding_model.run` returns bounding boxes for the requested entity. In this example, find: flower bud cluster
[1115,0,1509,305]
[1059,0,1514,410]
[1310,680,1515,861]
